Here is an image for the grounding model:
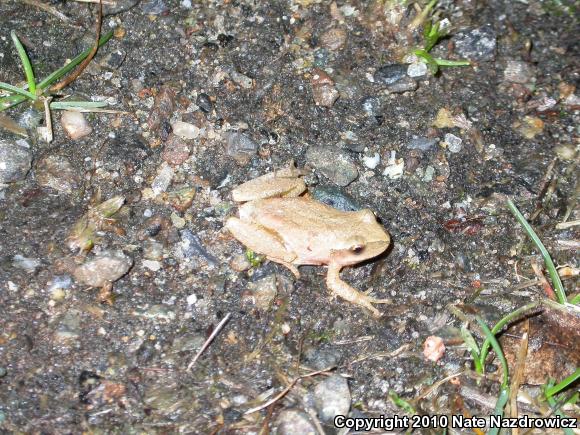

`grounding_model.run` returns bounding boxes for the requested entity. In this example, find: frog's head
[331,210,390,266]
